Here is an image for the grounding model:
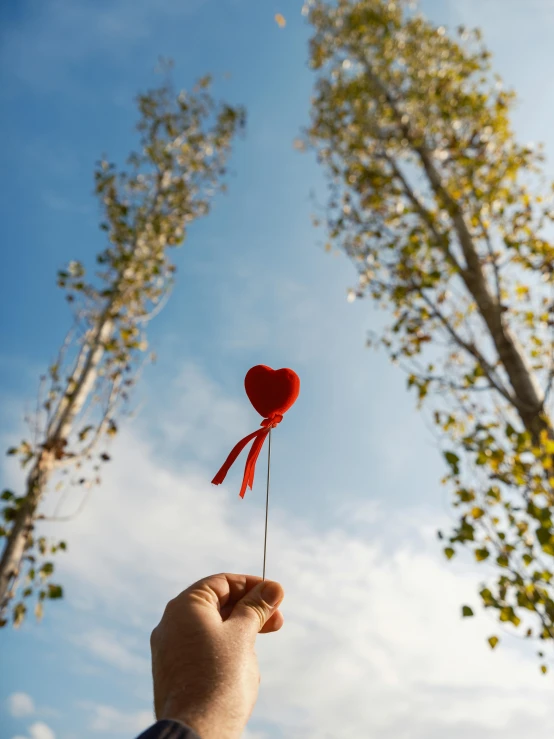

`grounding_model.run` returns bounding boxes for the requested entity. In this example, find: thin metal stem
[262,429,272,581]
